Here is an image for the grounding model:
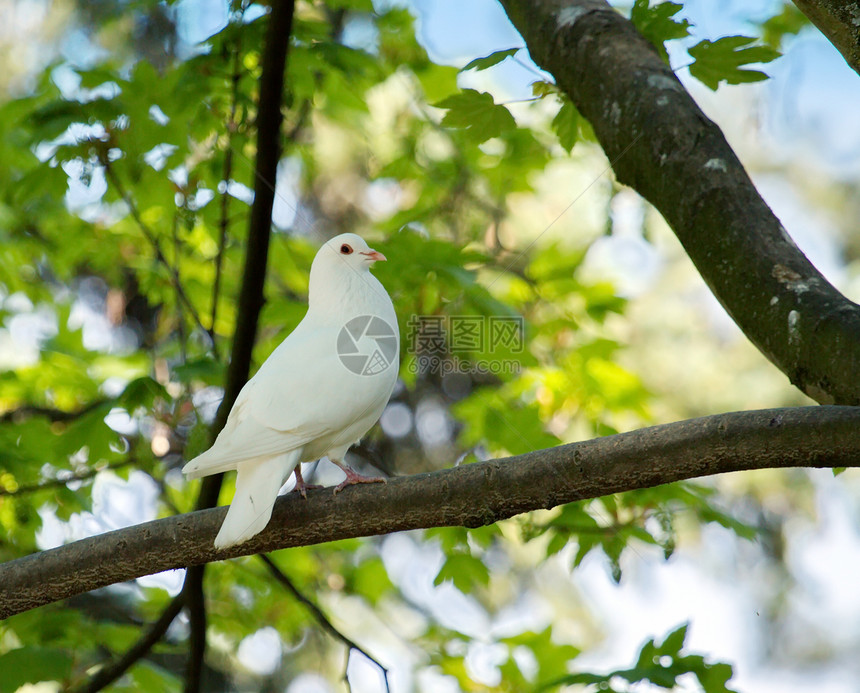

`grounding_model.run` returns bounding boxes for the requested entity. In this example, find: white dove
[183,233,399,549]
